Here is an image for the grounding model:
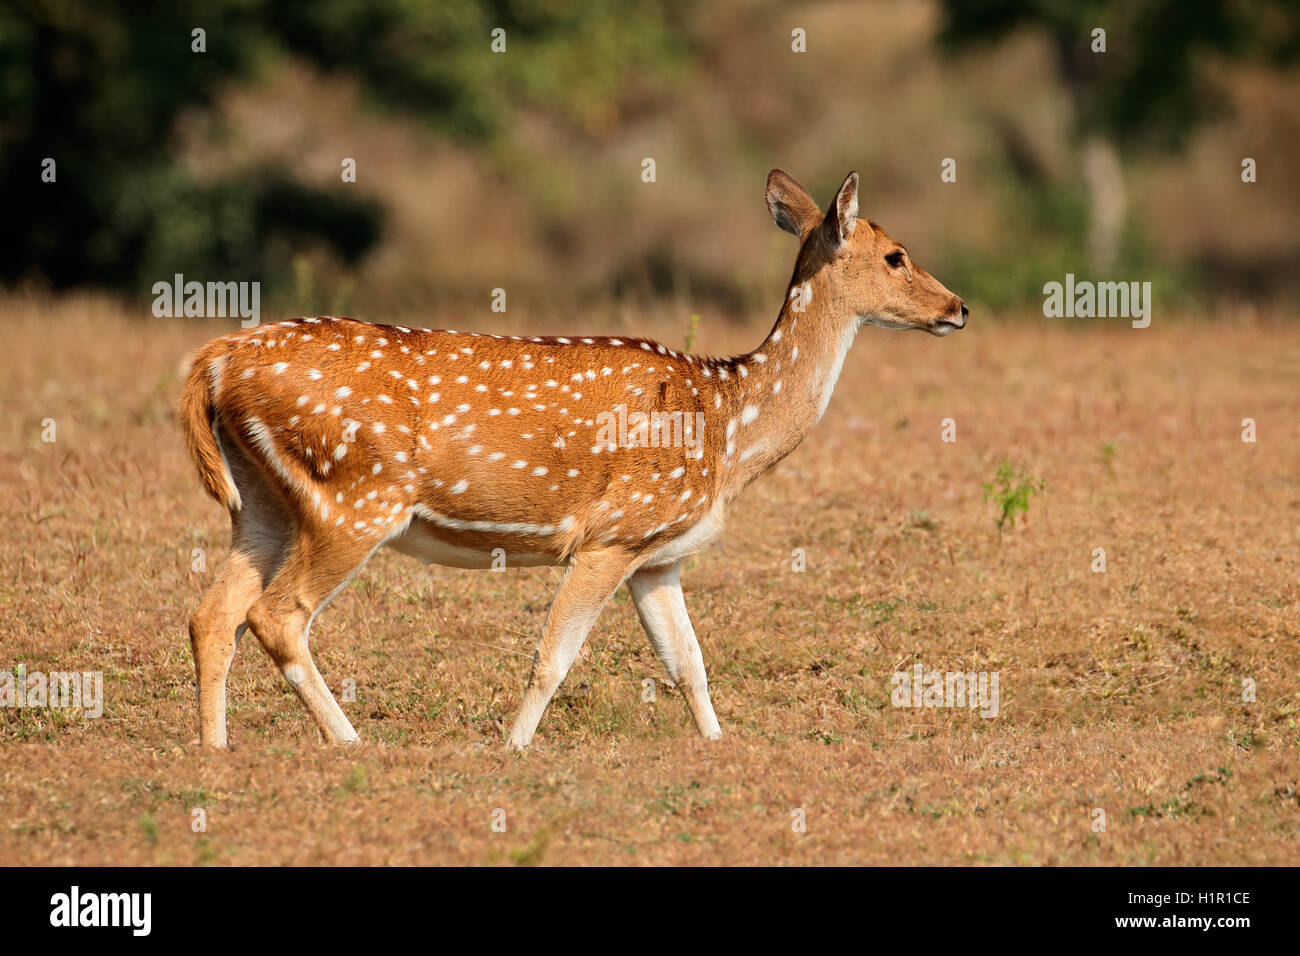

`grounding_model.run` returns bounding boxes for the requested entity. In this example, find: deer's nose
[949,300,968,327]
